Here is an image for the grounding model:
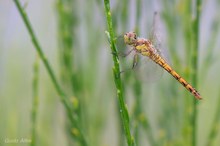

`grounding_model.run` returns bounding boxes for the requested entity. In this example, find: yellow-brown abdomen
[152,54,202,100]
